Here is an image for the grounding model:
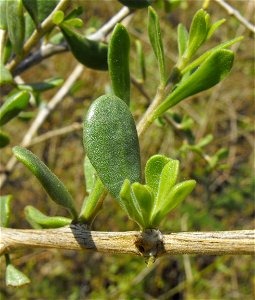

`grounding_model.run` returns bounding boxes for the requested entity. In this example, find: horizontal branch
[1,226,254,258]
